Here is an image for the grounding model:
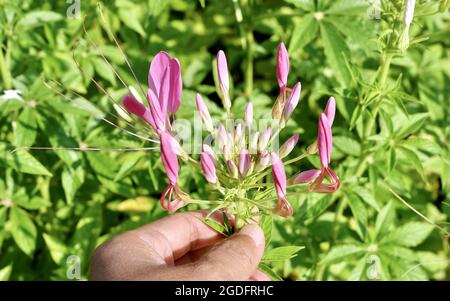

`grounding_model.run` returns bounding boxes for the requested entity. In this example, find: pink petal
[273,196,293,218]
[168,58,182,113]
[147,88,165,132]
[148,51,171,97]
[318,113,332,167]
[122,95,156,129]
[293,169,321,184]
[277,42,289,89]
[271,152,286,197]
[245,102,253,127]
[324,96,336,126]
[160,132,179,184]
[279,133,299,159]
[217,50,229,91]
